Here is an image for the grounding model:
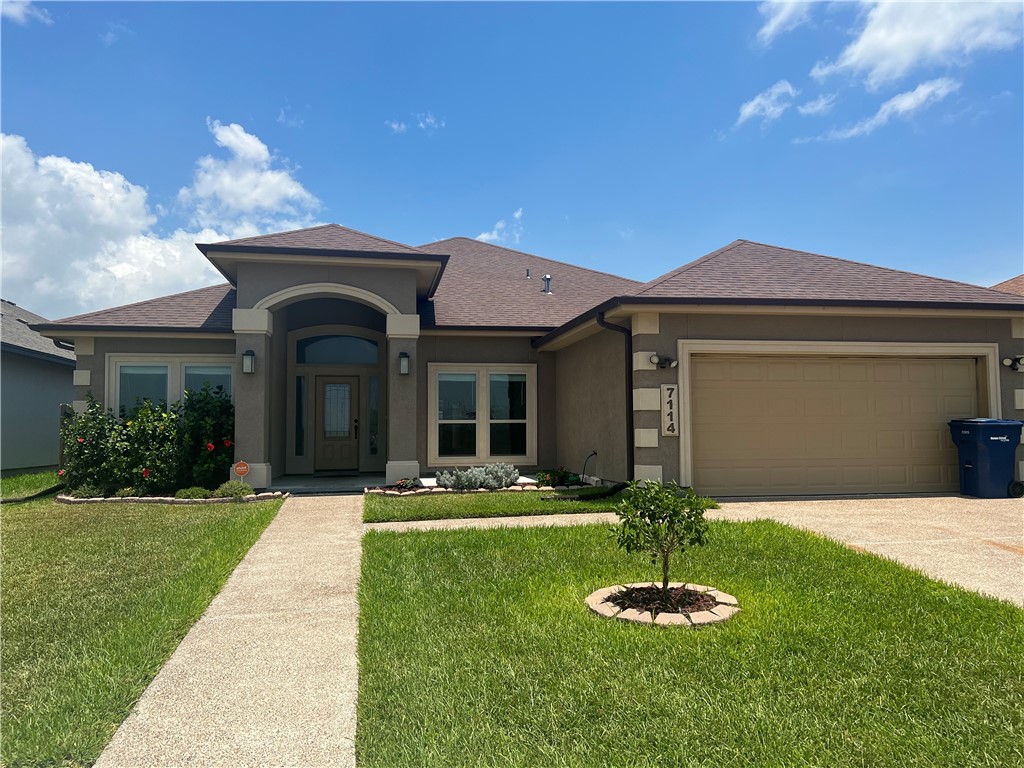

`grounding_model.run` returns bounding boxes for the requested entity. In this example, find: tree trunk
[661,551,670,596]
